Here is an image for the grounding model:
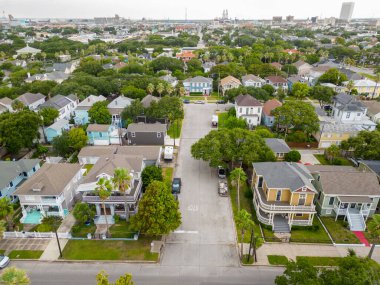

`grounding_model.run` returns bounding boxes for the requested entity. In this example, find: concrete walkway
[242,243,380,265]
[57,213,75,233]
[39,238,68,261]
